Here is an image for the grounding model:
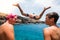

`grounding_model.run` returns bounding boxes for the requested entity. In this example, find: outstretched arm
[13,3,51,20]
[35,7,51,20]
[13,3,27,16]
[13,3,34,18]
